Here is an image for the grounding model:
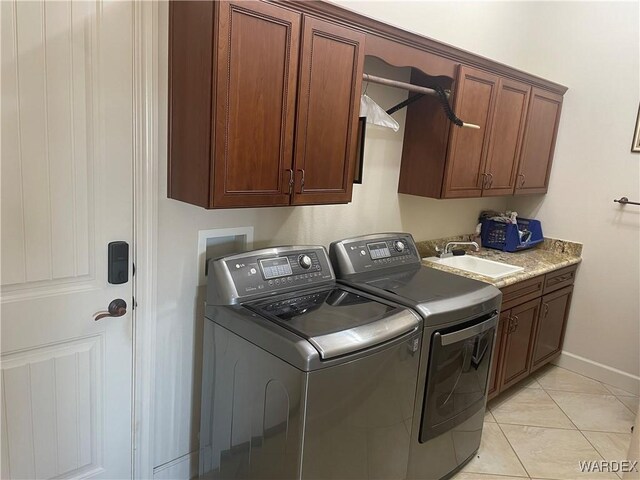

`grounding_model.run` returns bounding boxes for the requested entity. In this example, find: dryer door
[420,312,498,442]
